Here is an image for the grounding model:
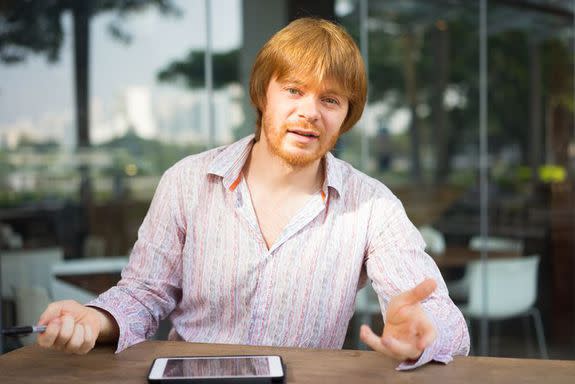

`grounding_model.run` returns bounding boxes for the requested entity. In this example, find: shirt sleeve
[365,198,470,371]
[87,167,185,353]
